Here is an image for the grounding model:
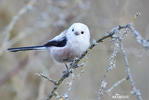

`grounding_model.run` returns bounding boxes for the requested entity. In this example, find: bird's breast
[49,46,80,63]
